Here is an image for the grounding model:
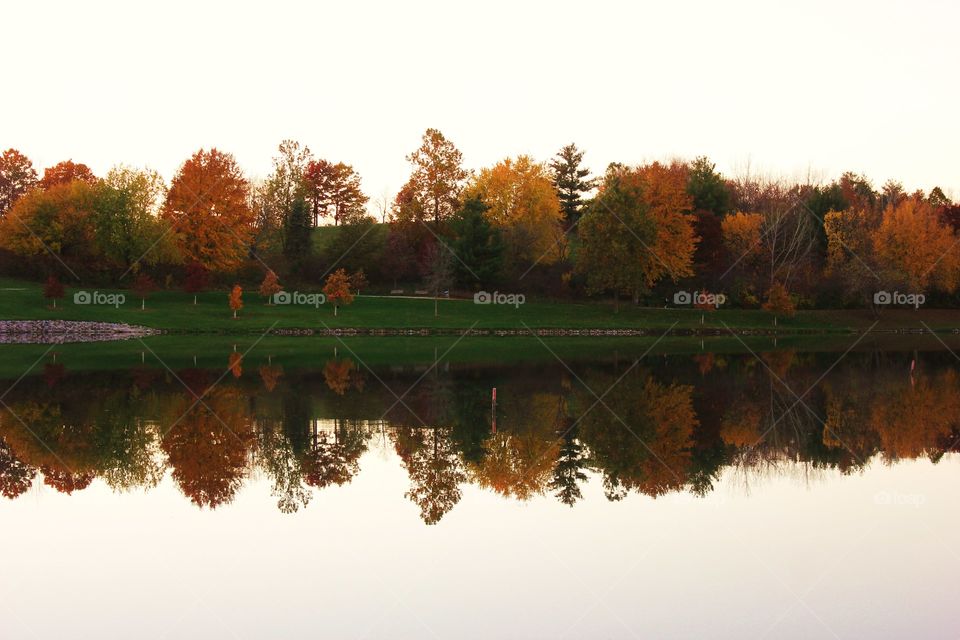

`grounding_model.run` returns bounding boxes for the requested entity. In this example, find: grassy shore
[3,332,960,381]
[2,276,960,334]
